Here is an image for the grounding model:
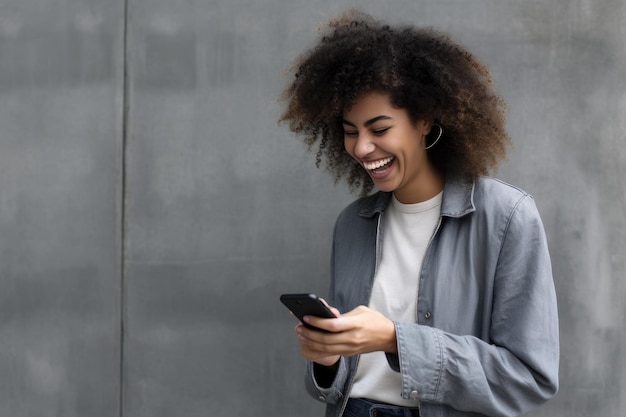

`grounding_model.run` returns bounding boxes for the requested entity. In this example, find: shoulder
[333,192,390,236]
[473,176,537,215]
[474,176,531,201]
[471,177,546,240]
[336,192,391,222]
